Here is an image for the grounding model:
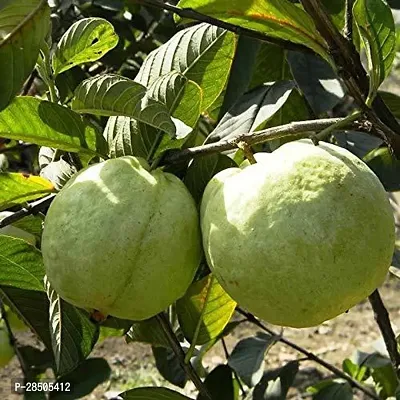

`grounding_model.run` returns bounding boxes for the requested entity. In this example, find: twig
[163,117,367,164]
[0,195,55,229]
[156,313,212,400]
[221,337,247,397]
[368,290,400,379]
[236,308,380,400]
[136,0,313,53]
[344,0,354,41]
